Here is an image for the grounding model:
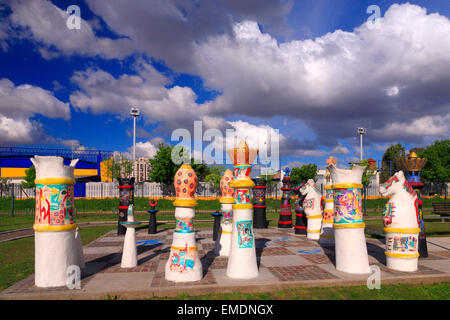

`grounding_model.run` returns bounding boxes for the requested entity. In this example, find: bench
[432,202,450,222]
